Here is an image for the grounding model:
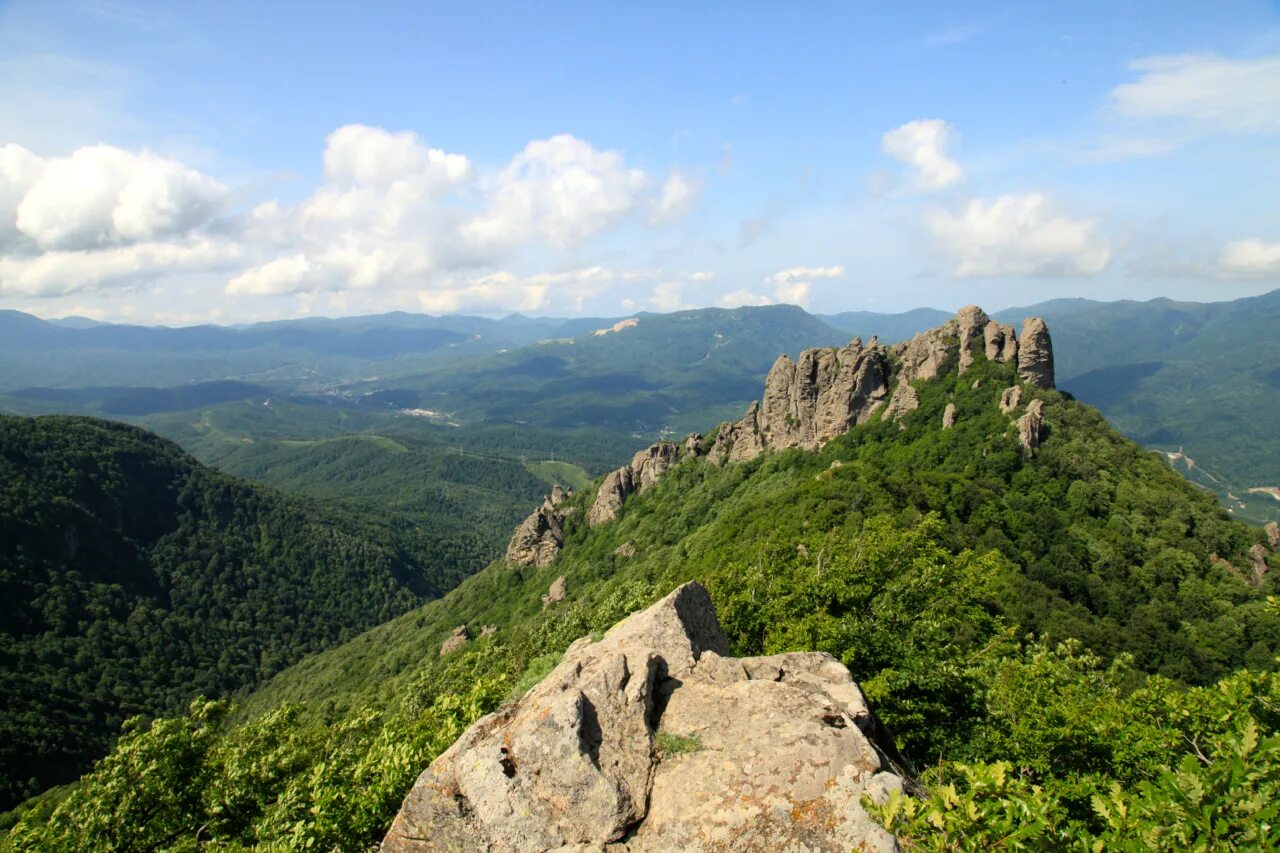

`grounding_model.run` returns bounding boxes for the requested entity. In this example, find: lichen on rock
[383,583,904,852]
